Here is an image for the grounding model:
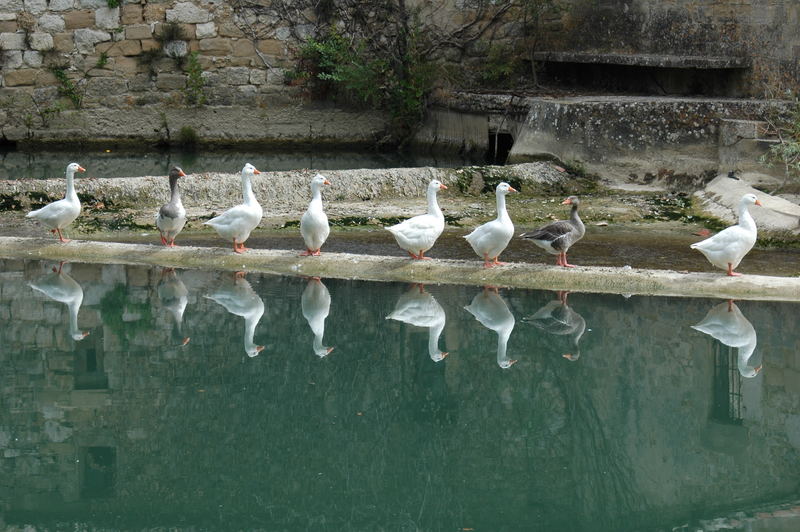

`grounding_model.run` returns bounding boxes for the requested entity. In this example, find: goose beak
[253,169,261,175]
[82,331,90,338]
[324,179,331,185]
[755,364,763,374]
[178,170,187,177]
[77,166,86,172]
[561,198,572,205]
[439,184,448,190]
[509,186,518,193]
[755,199,763,206]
